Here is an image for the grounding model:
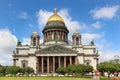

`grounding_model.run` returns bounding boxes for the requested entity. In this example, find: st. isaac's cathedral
[13,8,99,73]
